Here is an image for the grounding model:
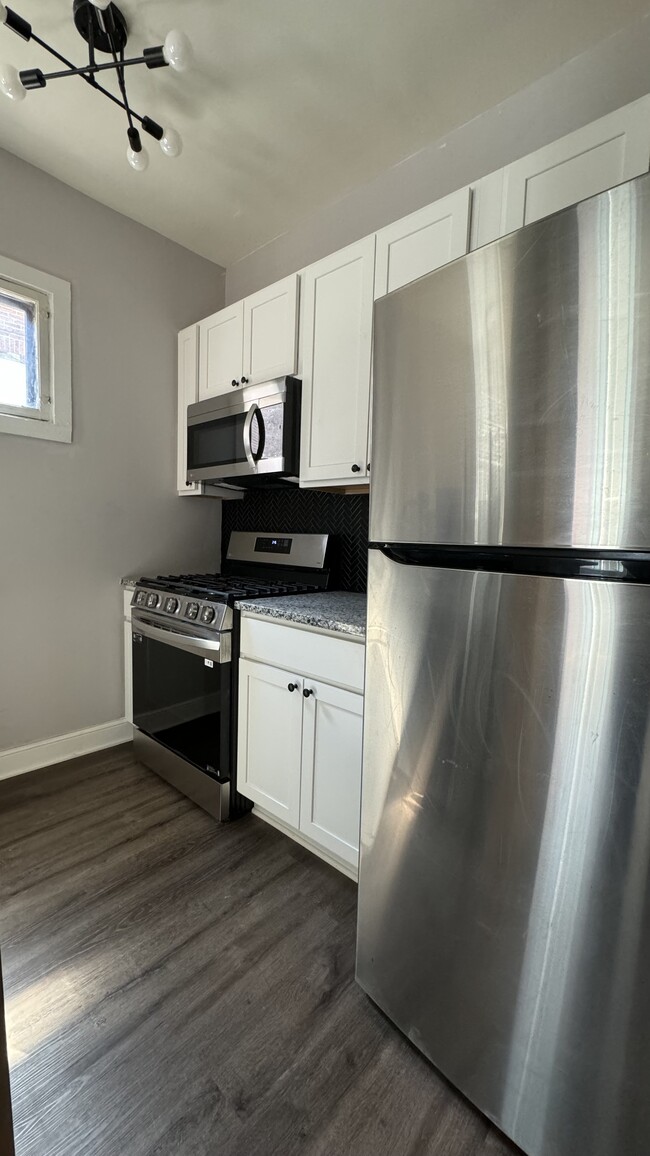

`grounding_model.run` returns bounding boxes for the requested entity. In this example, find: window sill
[0,411,71,443]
